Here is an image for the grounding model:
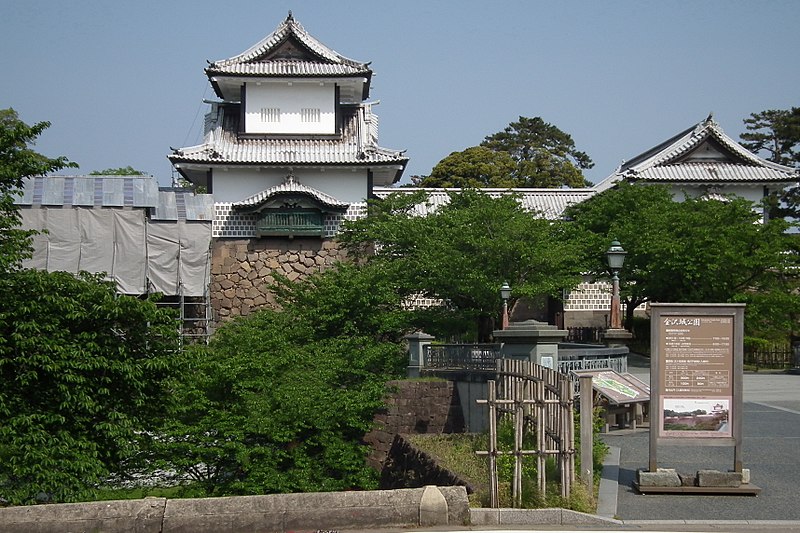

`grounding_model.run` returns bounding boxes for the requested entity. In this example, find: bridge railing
[423,343,627,375]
